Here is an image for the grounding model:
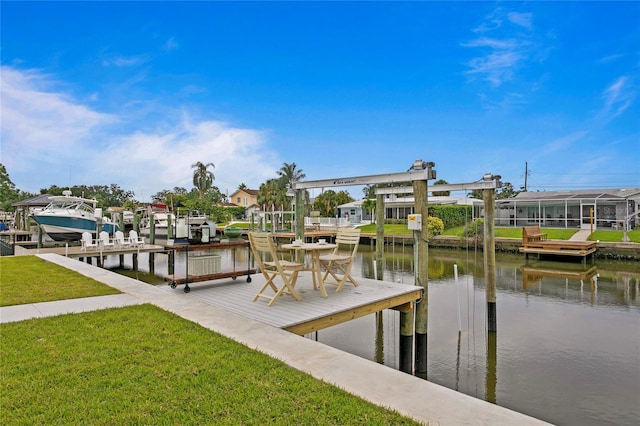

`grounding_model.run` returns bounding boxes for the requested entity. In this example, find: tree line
[1,162,521,221]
